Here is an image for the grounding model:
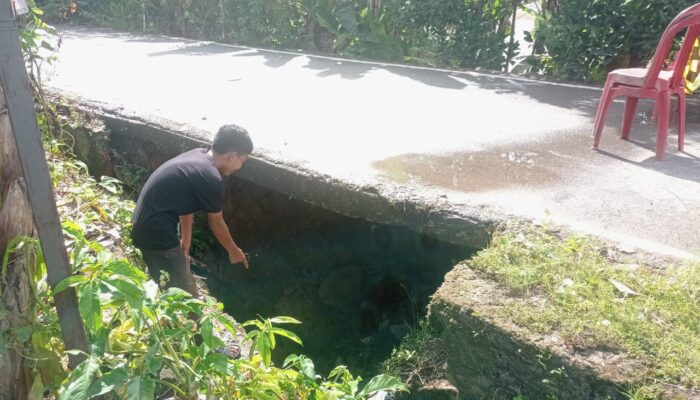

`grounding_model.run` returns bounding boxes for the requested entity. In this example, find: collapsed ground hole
[57,105,480,379]
[193,177,477,377]
[59,107,700,399]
